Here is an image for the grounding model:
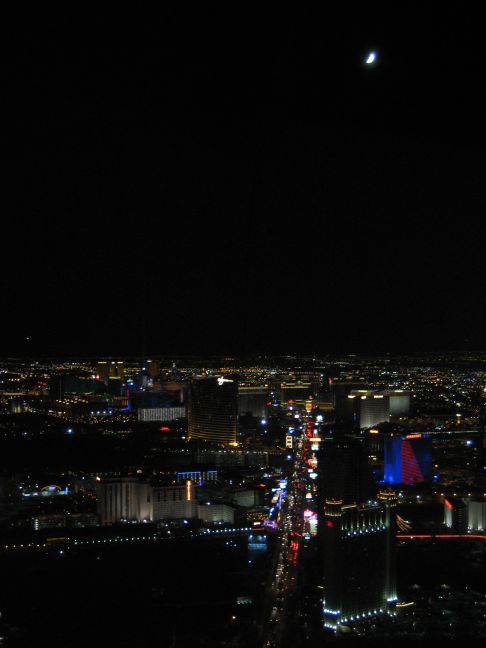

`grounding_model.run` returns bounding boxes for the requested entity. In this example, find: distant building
[188,376,238,445]
[445,497,486,532]
[279,381,313,405]
[333,382,368,433]
[97,478,197,524]
[145,359,160,379]
[238,385,268,418]
[159,381,187,404]
[444,497,468,533]
[197,503,235,525]
[130,383,187,414]
[175,469,218,485]
[194,448,268,468]
[230,488,261,508]
[97,478,152,525]
[240,506,268,527]
[138,406,186,422]
[384,433,432,485]
[386,390,410,417]
[467,498,486,532]
[49,373,104,401]
[352,391,390,429]
[32,514,67,531]
[97,361,125,385]
[69,513,99,528]
[152,482,196,521]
